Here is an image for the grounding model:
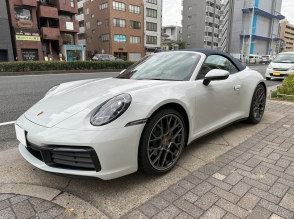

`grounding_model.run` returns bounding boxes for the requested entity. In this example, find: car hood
[270,62,294,69]
[24,78,171,128]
